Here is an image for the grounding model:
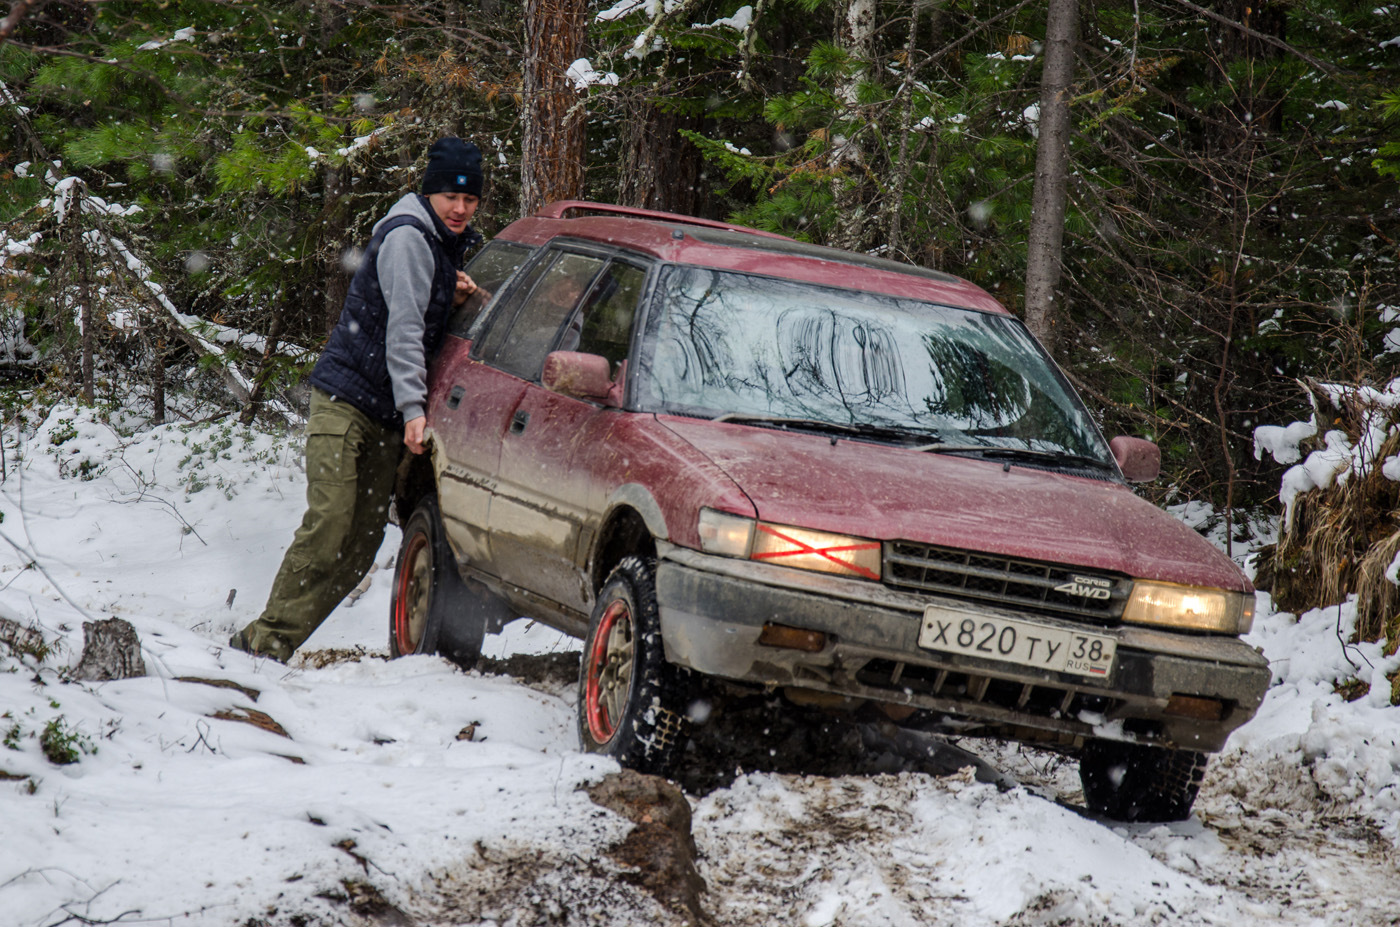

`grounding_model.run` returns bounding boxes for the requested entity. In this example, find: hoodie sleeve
[378,224,436,423]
